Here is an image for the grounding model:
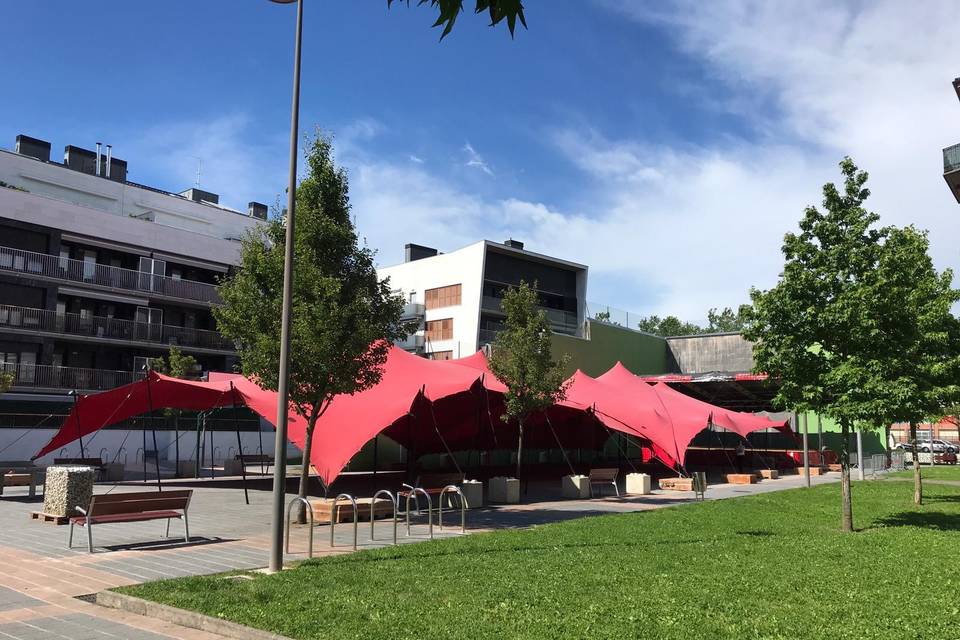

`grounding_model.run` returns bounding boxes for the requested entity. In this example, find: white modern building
[379,239,588,359]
